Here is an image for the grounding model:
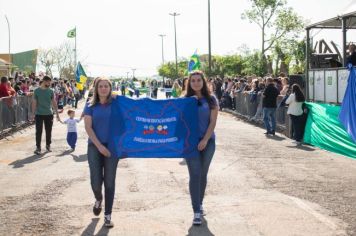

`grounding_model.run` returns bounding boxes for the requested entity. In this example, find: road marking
[288,196,339,230]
